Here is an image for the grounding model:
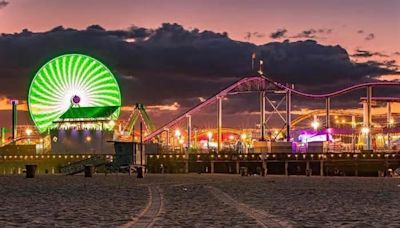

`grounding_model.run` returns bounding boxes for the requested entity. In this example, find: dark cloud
[258,40,395,87]
[365,33,375,41]
[0,0,8,9]
[366,60,398,71]
[357,30,364,34]
[0,23,397,127]
[270,29,288,39]
[292,28,332,39]
[244,32,265,40]
[351,49,388,58]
